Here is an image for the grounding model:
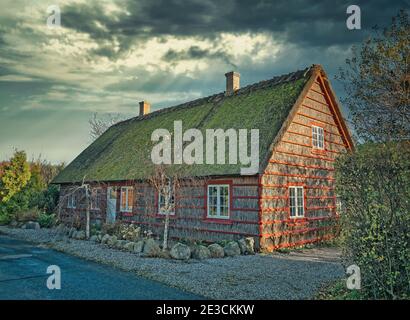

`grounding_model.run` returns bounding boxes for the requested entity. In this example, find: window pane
[121,189,126,209]
[220,194,229,207]
[220,206,229,217]
[290,206,296,217]
[128,188,133,210]
[290,196,296,207]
